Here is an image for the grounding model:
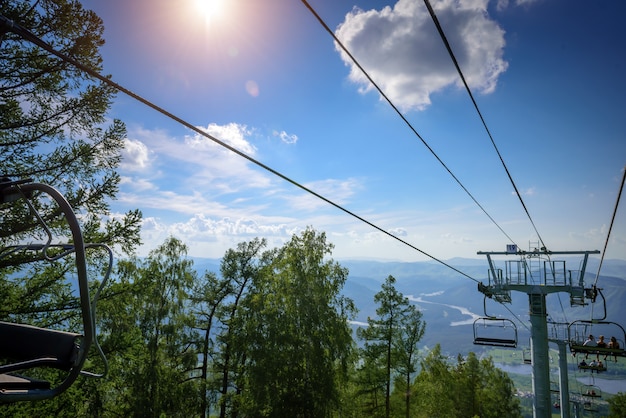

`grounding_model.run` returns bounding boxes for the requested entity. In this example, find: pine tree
[1,0,141,252]
[357,275,423,418]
